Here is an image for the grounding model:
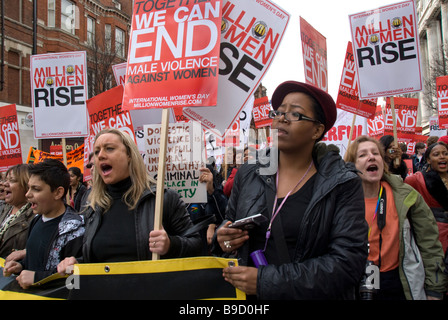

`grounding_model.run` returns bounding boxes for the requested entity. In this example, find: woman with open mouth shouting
[345,136,447,300]
[405,141,448,255]
[0,164,34,259]
[58,128,201,273]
